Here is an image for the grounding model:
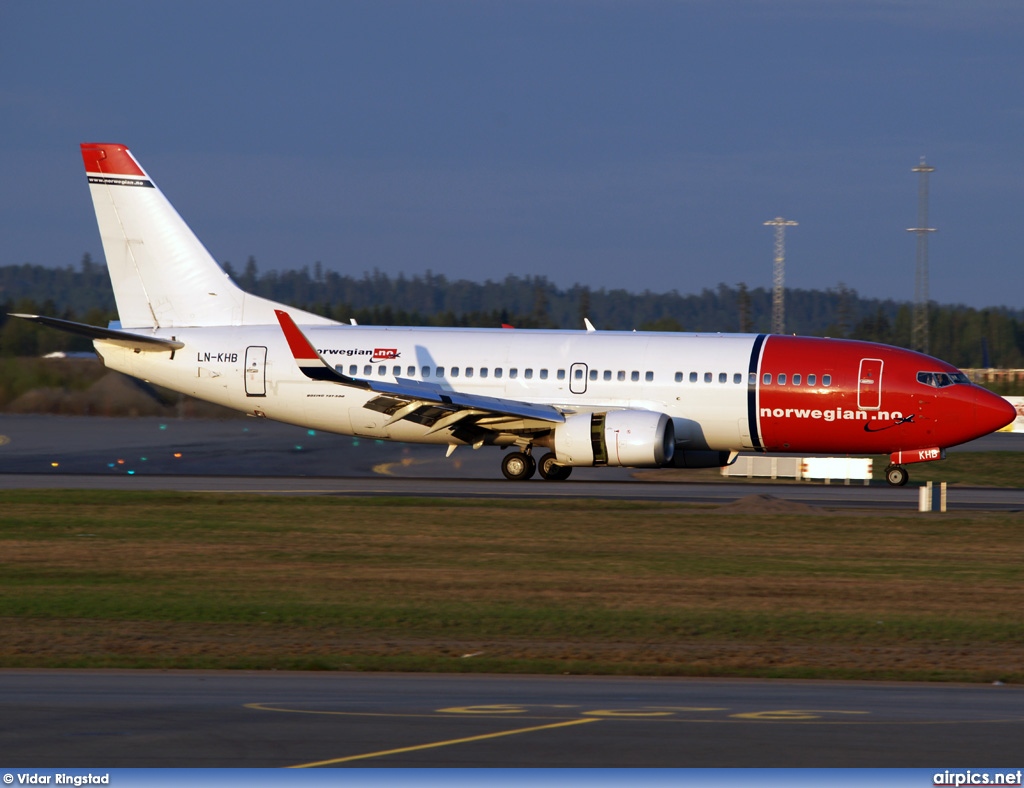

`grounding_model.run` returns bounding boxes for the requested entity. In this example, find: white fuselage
[97,325,758,451]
